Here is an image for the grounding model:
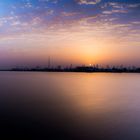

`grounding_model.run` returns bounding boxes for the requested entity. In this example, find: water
[0,72,140,139]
